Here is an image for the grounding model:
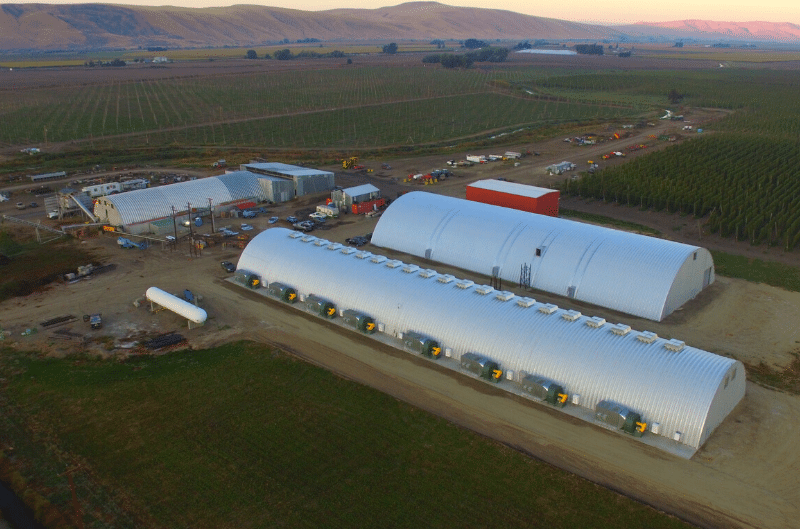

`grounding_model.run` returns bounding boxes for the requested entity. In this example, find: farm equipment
[117,237,147,249]
[83,313,102,329]
[342,156,359,169]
